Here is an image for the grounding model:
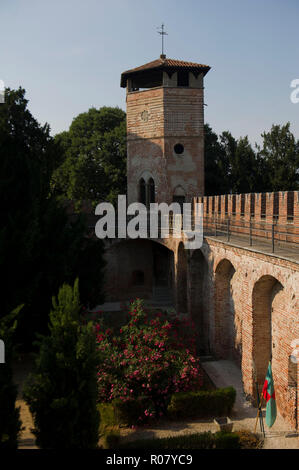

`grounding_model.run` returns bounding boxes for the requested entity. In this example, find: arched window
[148,178,155,205]
[139,178,146,205]
[173,186,186,212]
